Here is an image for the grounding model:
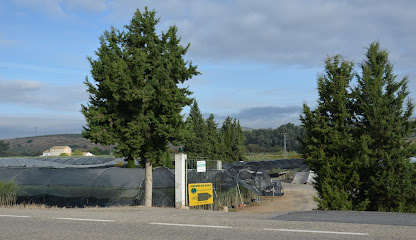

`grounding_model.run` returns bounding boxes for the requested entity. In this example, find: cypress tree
[205,114,222,160]
[301,55,365,210]
[301,42,416,212]
[184,100,209,158]
[221,116,233,162]
[81,8,199,207]
[354,42,416,212]
[220,116,245,162]
[234,119,246,161]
